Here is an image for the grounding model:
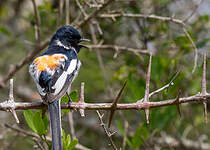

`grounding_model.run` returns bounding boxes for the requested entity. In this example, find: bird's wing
[29,53,79,102]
